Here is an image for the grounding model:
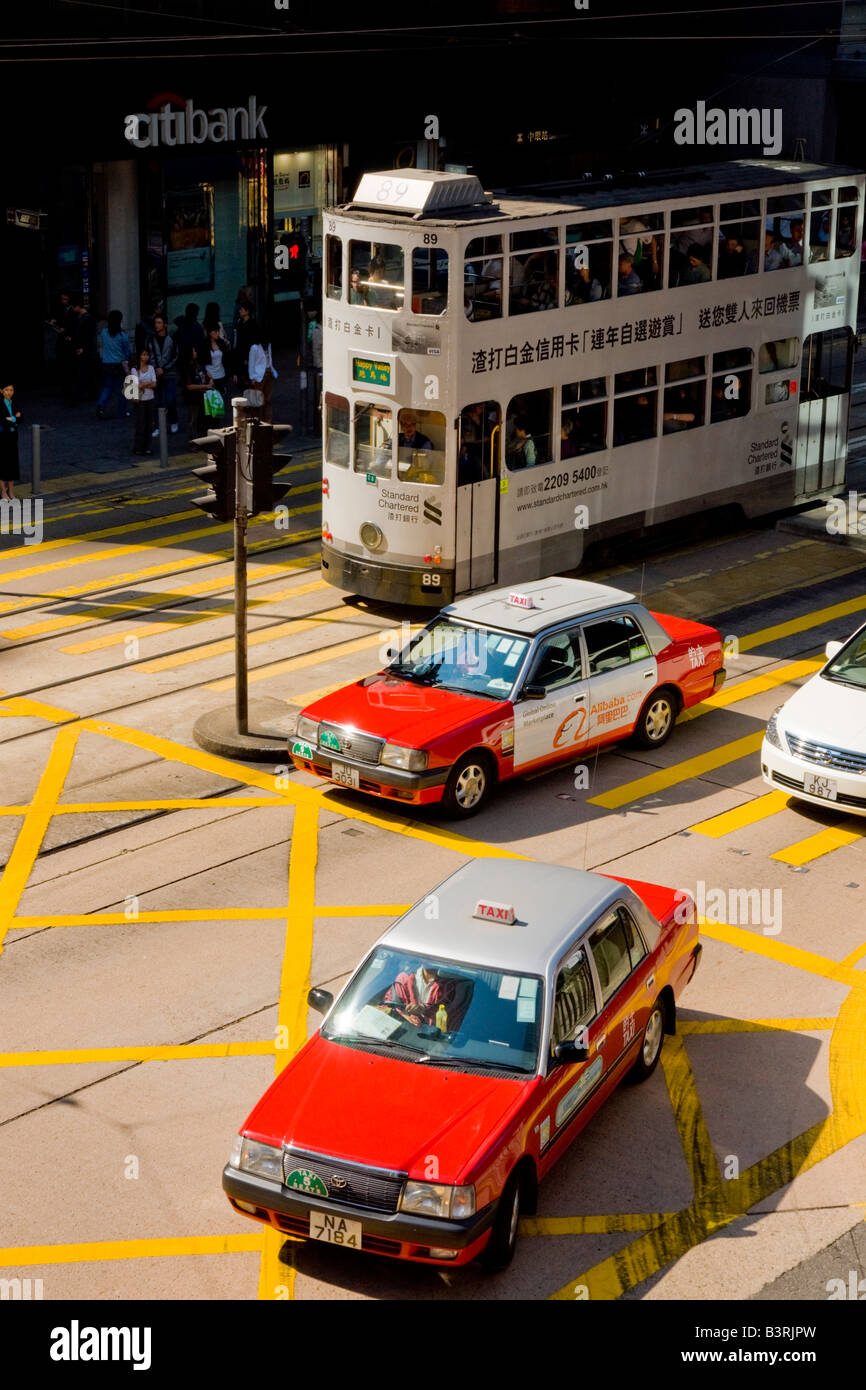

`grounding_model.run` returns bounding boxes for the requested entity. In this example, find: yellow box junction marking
[588,732,764,811]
